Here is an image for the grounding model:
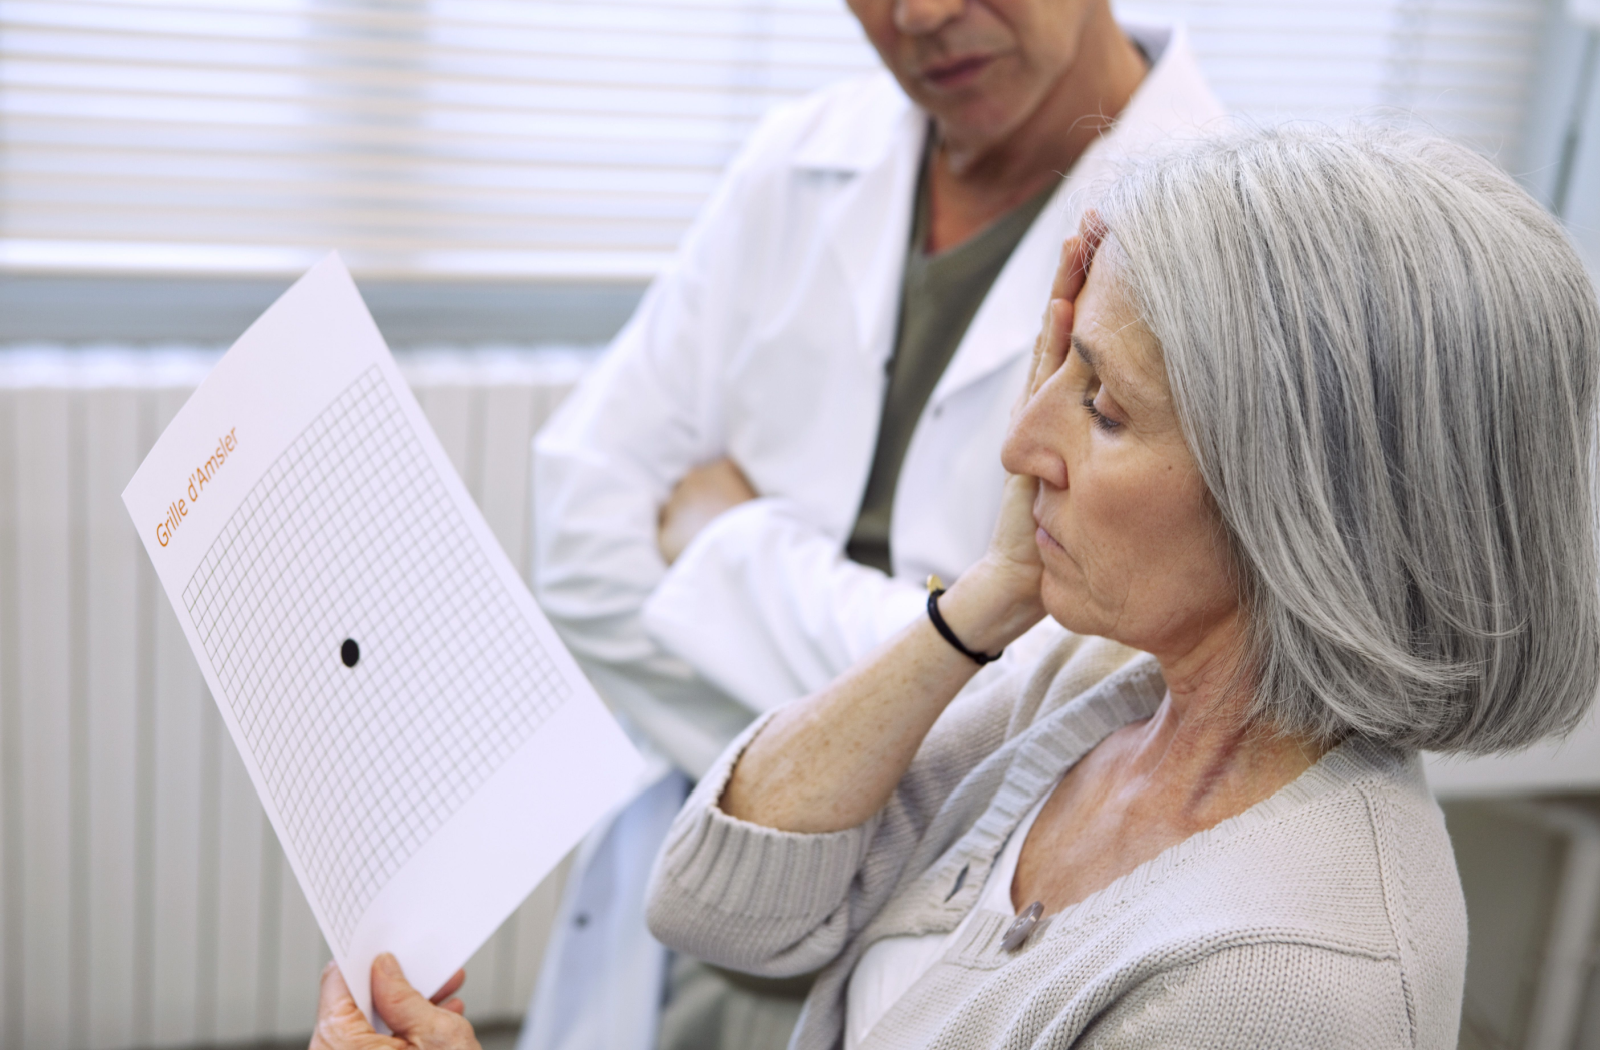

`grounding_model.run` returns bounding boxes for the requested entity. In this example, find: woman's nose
[1001,386,1070,490]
